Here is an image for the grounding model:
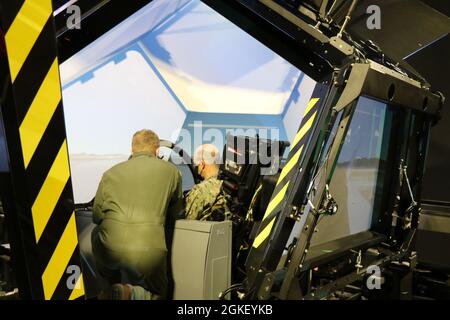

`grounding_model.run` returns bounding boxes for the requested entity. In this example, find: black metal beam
[56,0,153,62]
